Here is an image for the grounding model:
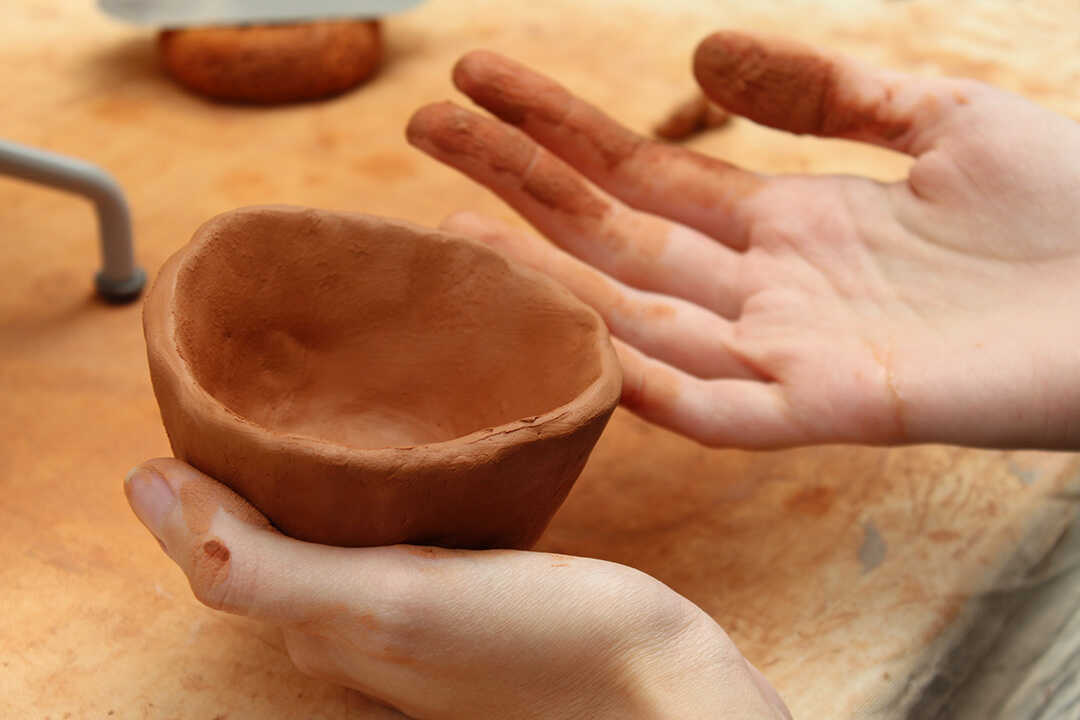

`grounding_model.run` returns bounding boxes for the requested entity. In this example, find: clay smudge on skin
[408,102,534,177]
[655,146,767,232]
[202,538,230,565]
[576,106,648,172]
[179,480,272,535]
[406,546,439,558]
[453,50,571,127]
[355,613,380,631]
[521,153,608,220]
[453,49,642,171]
[694,32,912,141]
[410,102,608,221]
[400,545,471,561]
[451,47,766,254]
[292,603,382,638]
[189,537,232,599]
[138,460,271,536]
[605,211,675,263]
[640,302,676,320]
